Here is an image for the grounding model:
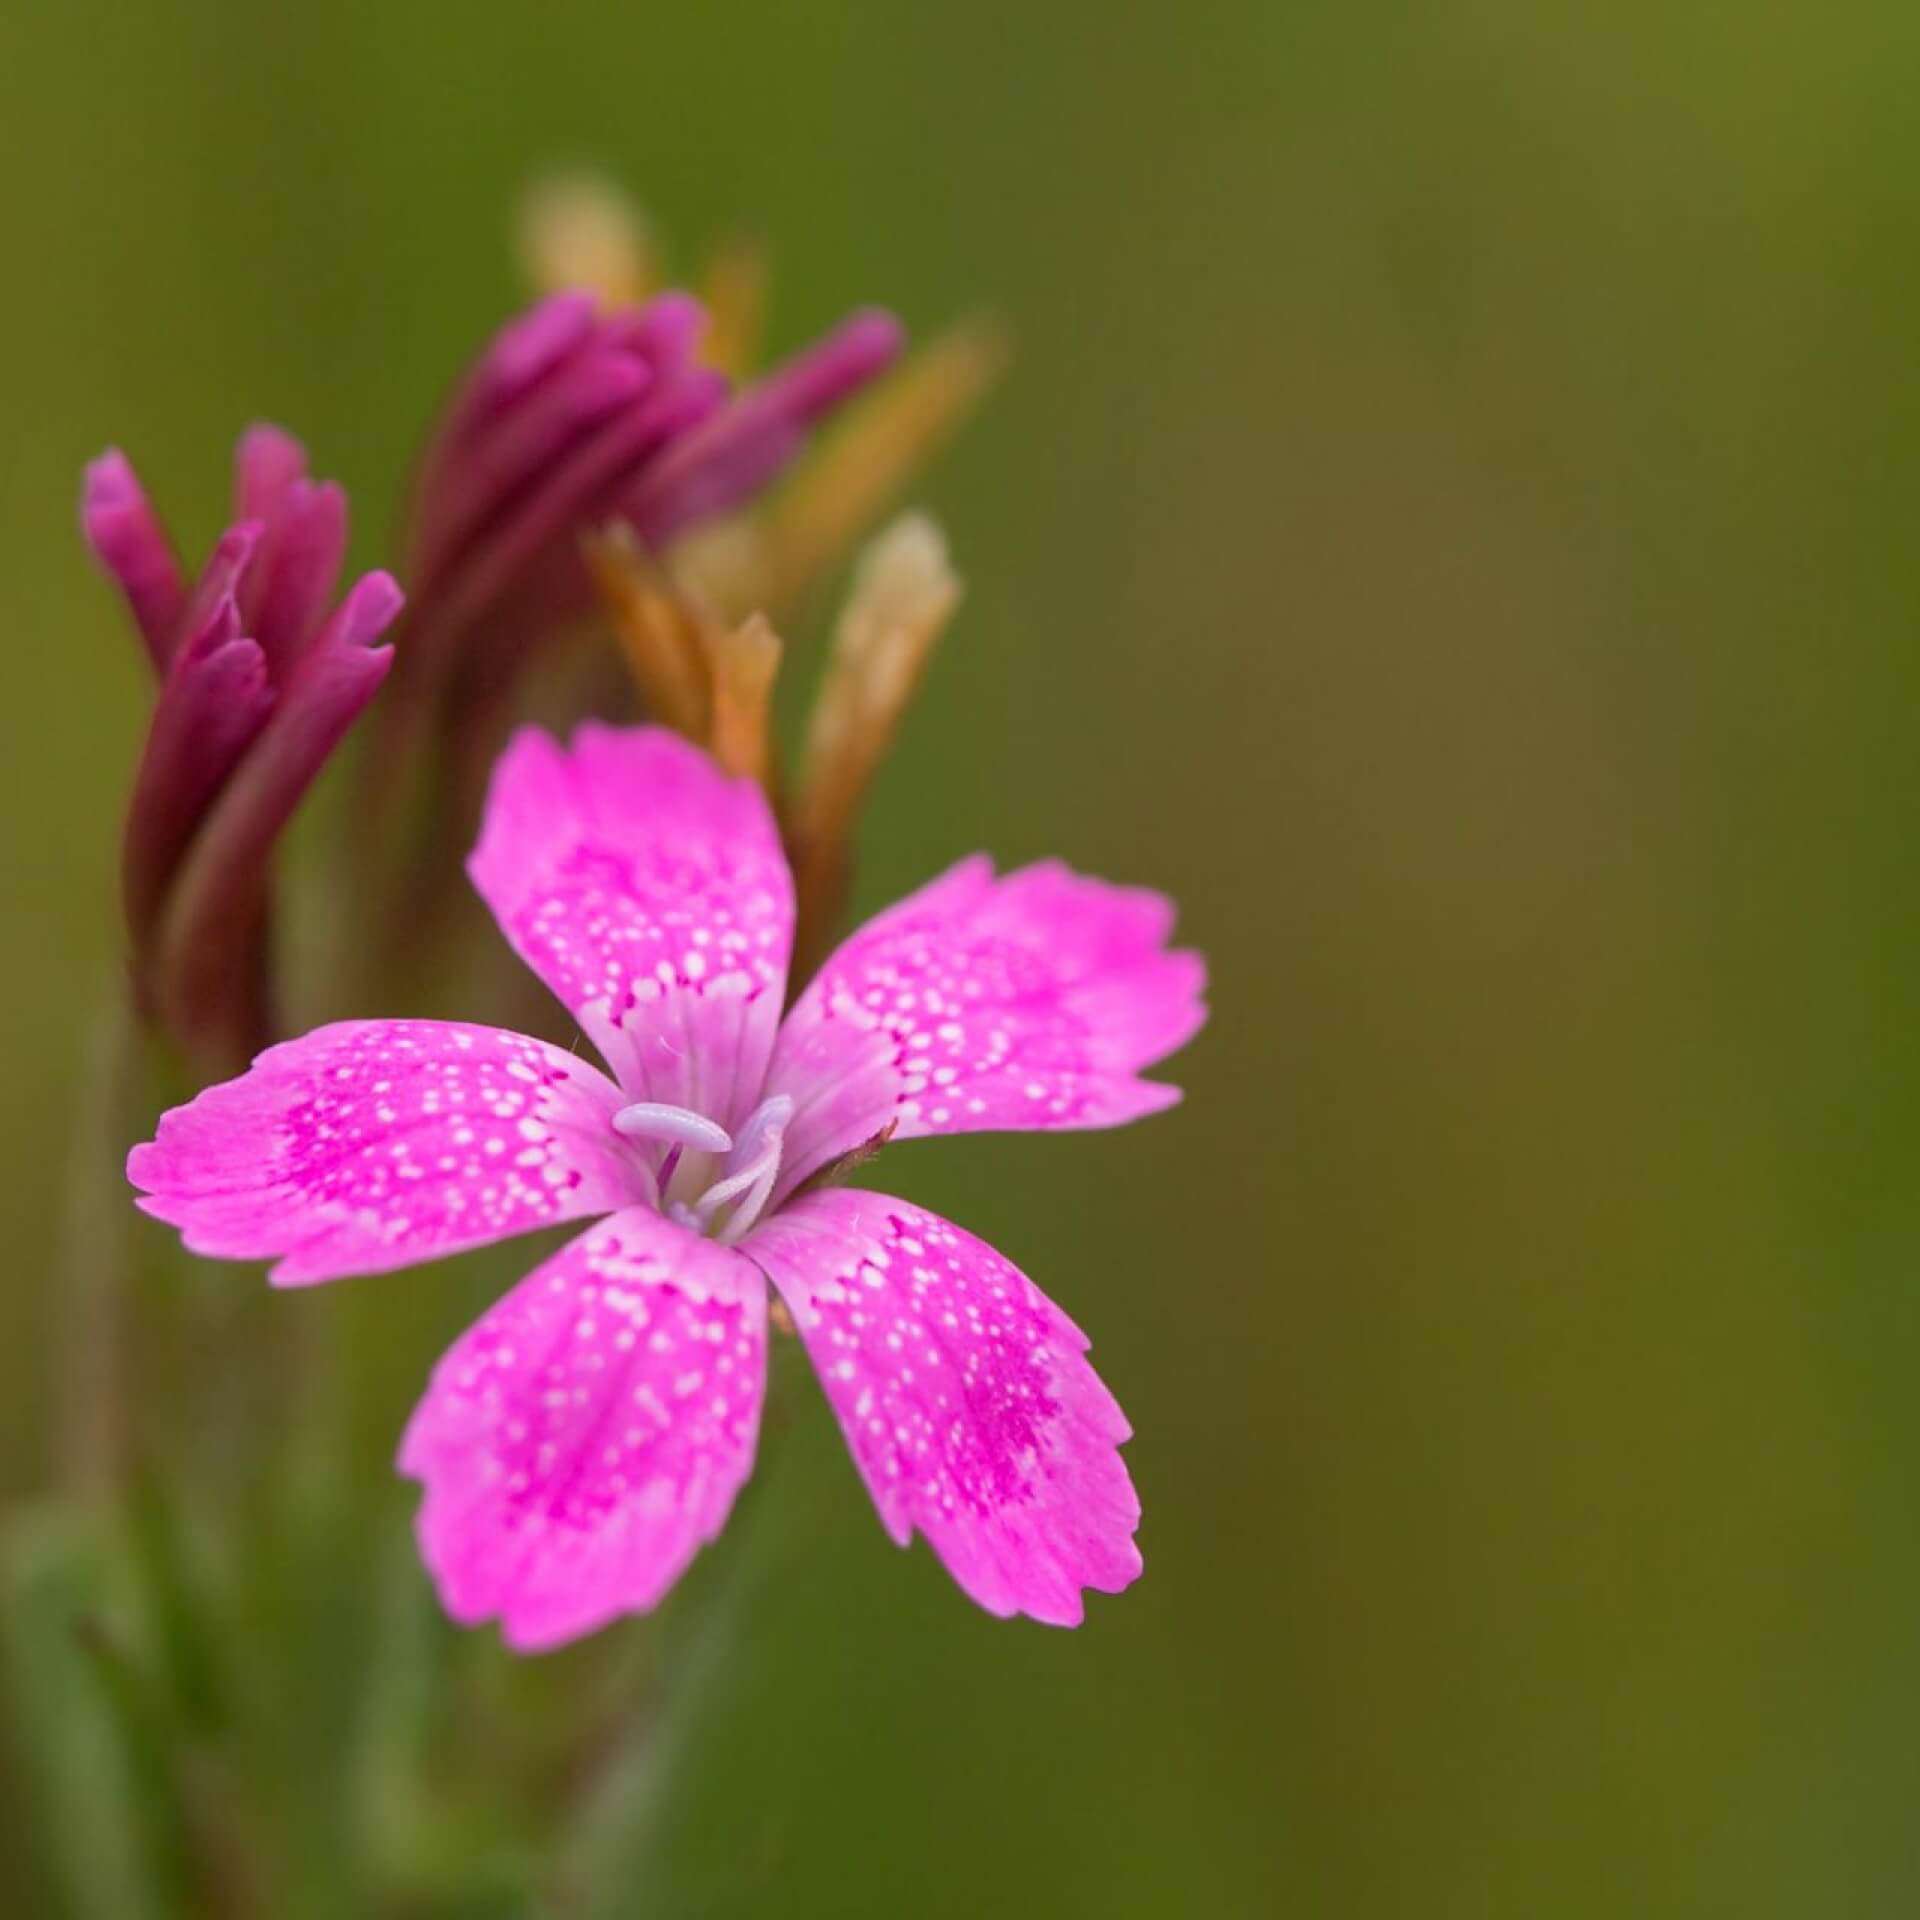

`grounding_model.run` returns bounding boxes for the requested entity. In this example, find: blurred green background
[5,1,1919,1913]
